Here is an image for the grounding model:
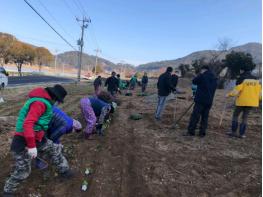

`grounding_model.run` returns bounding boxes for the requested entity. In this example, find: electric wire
[23,0,77,51]
[37,0,76,41]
